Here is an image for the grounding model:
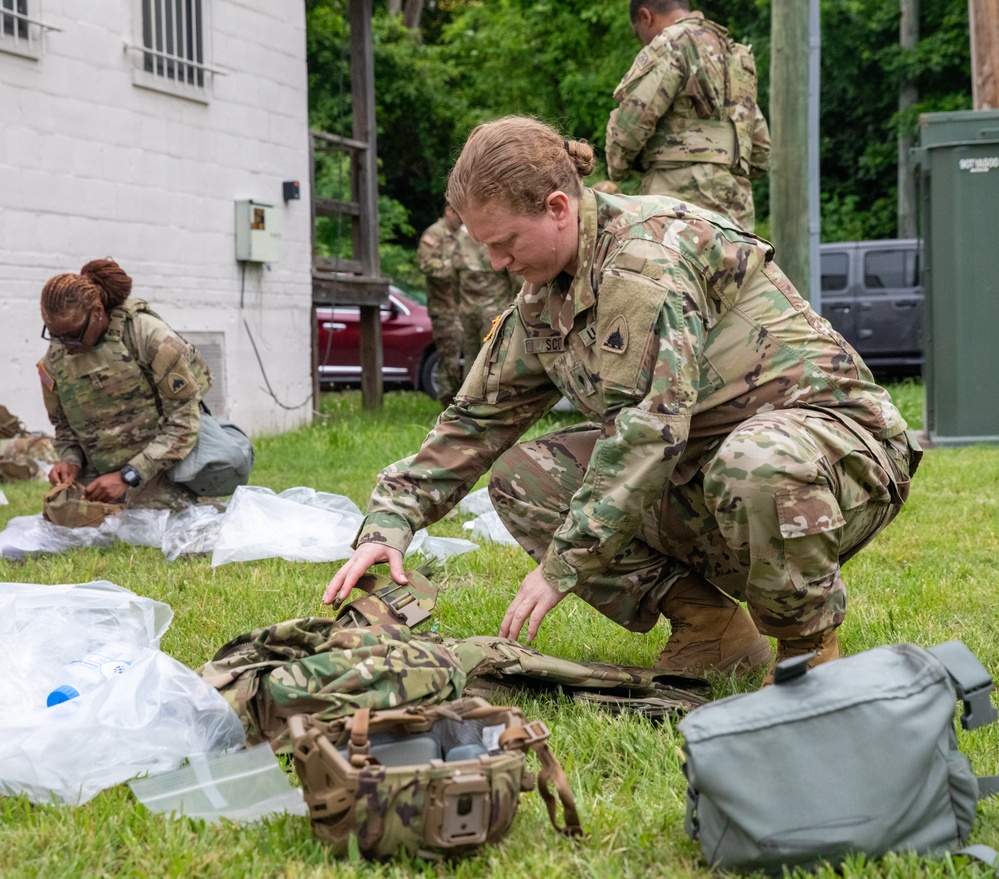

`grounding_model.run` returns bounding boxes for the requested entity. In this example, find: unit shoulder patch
[601,316,629,354]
